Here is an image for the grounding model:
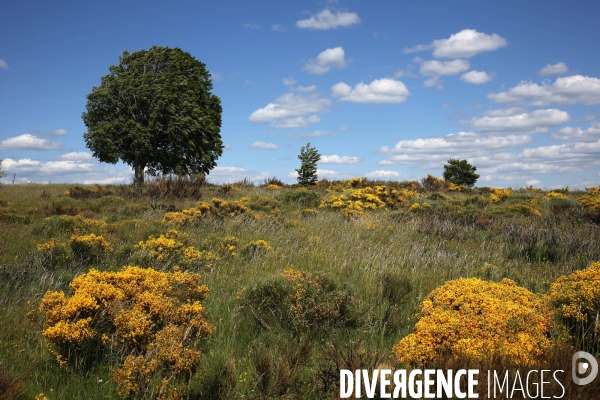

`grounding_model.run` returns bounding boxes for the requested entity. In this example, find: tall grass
[0,181,598,398]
